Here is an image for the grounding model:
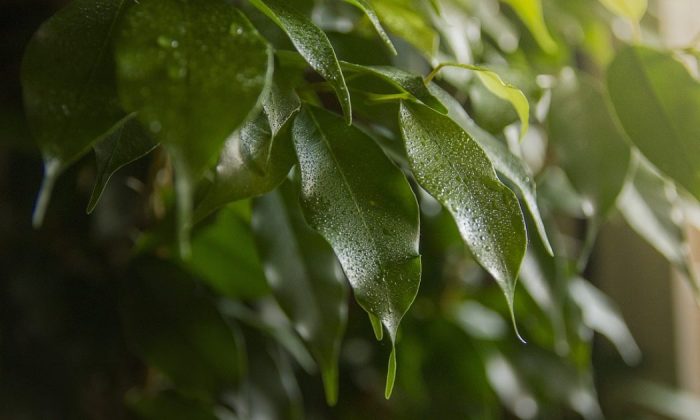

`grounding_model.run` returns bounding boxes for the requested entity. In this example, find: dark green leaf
[343,0,398,55]
[21,0,130,226]
[607,46,700,201]
[292,106,421,393]
[115,0,271,254]
[399,101,527,323]
[263,62,302,138]
[252,181,349,405]
[122,258,243,397]
[429,84,552,254]
[127,389,218,420]
[250,0,352,124]
[194,112,295,221]
[340,62,447,114]
[87,114,157,213]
